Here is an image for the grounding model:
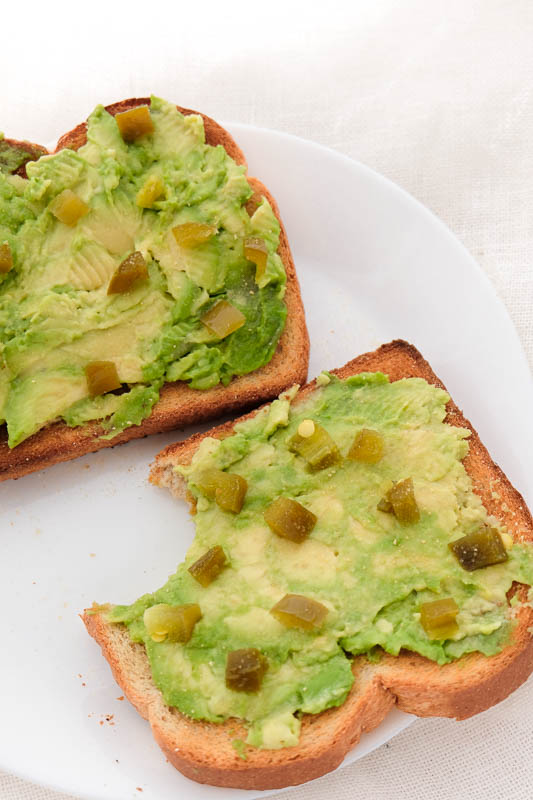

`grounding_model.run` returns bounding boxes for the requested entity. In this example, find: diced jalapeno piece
[378,478,420,525]
[449,526,508,571]
[49,189,89,226]
[264,497,317,543]
[244,236,268,282]
[195,468,248,513]
[270,593,328,631]
[289,420,340,471]
[225,648,268,692]
[0,243,12,274]
[136,175,165,208]
[215,475,248,513]
[85,361,121,397]
[195,468,224,499]
[419,597,459,640]
[143,603,202,643]
[107,251,149,294]
[188,545,228,587]
[348,428,384,464]
[201,300,245,338]
[172,222,217,248]
[115,105,154,142]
